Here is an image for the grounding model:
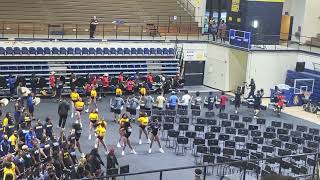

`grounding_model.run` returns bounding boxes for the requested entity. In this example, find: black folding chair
[225,127,236,138]
[120,165,129,174]
[262,145,274,156]
[195,145,208,164]
[252,137,264,145]
[203,154,215,174]
[165,130,180,148]
[303,133,314,141]
[246,142,258,151]
[242,116,252,125]
[209,146,221,155]
[249,125,259,131]
[224,140,236,148]
[277,148,291,156]
[191,110,201,124]
[250,130,262,137]
[229,114,239,121]
[196,118,206,125]
[166,110,176,117]
[178,124,189,135]
[296,125,308,133]
[263,132,276,144]
[195,125,205,137]
[278,134,290,142]
[179,117,189,124]
[151,115,162,123]
[235,135,246,148]
[271,139,282,148]
[192,138,206,155]
[292,137,304,145]
[235,149,249,160]
[277,128,289,135]
[107,168,119,176]
[205,111,215,118]
[165,116,175,123]
[185,131,196,149]
[314,135,320,143]
[290,130,302,138]
[204,132,215,140]
[223,148,235,157]
[175,136,189,155]
[256,118,266,129]
[177,108,188,116]
[309,128,320,135]
[152,109,165,116]
[161,123,174,138]
[218,134,230,146]
[237,128,249,136]
[271,121,282,128]
[284,142,298,152]
[207,139,219,146]
[210,126,221,133]
[283,123,293,130]
[235,122,245,129]
[206,119,217,126]
[219,113,228,120]
[307,141,319,149]
[266,126,276,133]
[221,120,232,128]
